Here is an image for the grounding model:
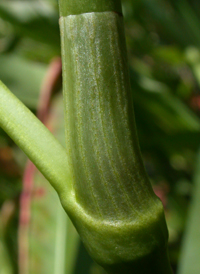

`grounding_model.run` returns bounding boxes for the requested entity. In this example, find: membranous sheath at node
[59,1,172,272]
